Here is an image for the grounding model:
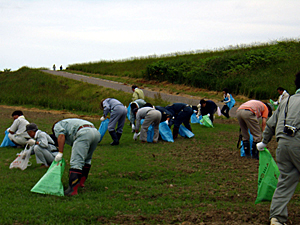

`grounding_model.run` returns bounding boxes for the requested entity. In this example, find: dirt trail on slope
[42,70,238,117]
